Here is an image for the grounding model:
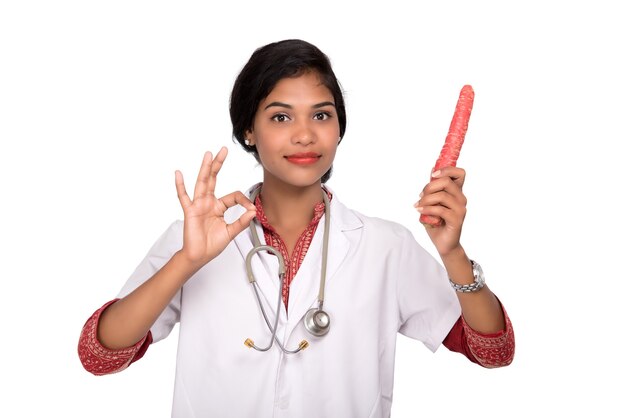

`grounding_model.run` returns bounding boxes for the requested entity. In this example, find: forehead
[263,71,334,104]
